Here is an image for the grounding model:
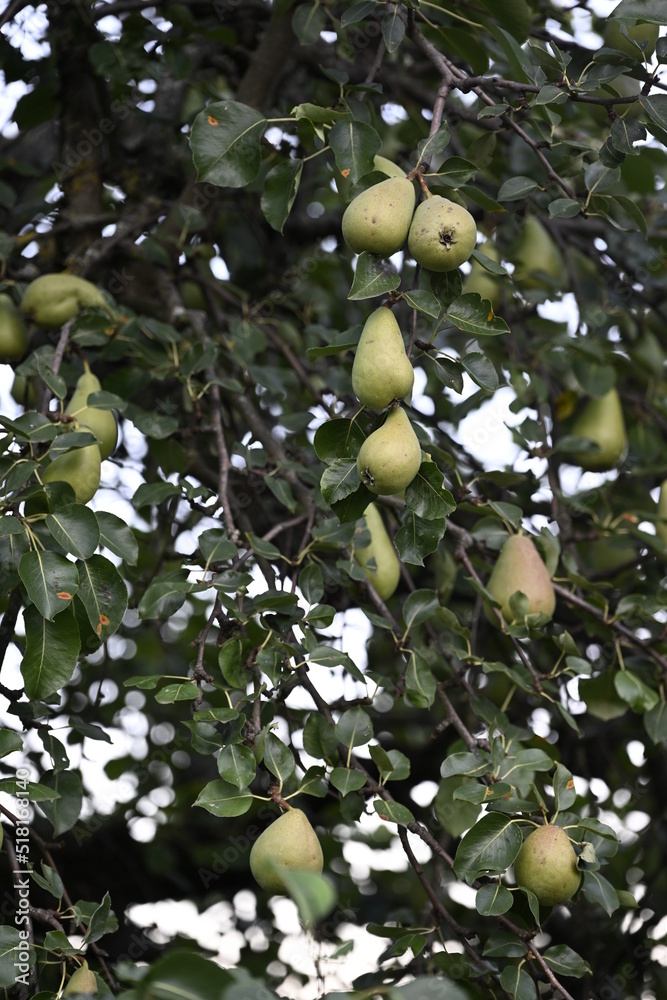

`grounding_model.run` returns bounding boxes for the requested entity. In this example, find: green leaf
[138,574,200,619]
[329,767,366,795]
[610,0,667,22]
[453,813,522,883]
[291,2,326,44]
[75,554,127,642]
[497,175,540,200]
[644,700,667,743]
[441,751,492,779]
[402,289,441,318]
[499,965,536,1000]
[191,100,267,187]
[83,892,113,945]
[0,927,32,988]
[381,9,405,53]
[217,744,257,791]
[582,870,620,915]
[139,951,234,998]
[548,197,581,218]
[320,458,363,507]
[461,352,499,392]
[402,589,439,630]
[263,732,295,783]
[476,882,513,916]
[21,605,80,700]
[614,670,658,712]
[435,776,481,838]
[198,528,238,564]
[329,120,380,185]
[154,681,200,704]
[261,158,303,233]
[348,252,401,300]
[404,461,457,521]
[95,511,138,565]
[194,779,253,817]
[373,798,415,825]
[19,550,79,620]
[38,769,82,835]
[447,294,510,336]
[416,123,450,163]
[279,869,337,928]
[543,943,591,978]
[46,503,100,559]
[394,513,446,566]
[0,729,23,758]
[335,707,373,748]
[313,418,366,463]
[405,650,436,709]
[553,763,577,811]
